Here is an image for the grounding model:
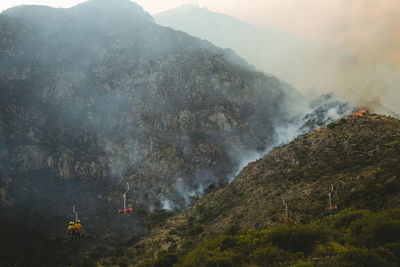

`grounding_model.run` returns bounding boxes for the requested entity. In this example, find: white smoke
[224,93,355,187]
[160,196,174,210]
[227,149,264,182]
[327,108,341,121]
[157,169,220,210]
